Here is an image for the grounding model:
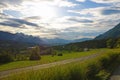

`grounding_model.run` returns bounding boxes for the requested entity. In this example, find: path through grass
[0,49,99,71]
